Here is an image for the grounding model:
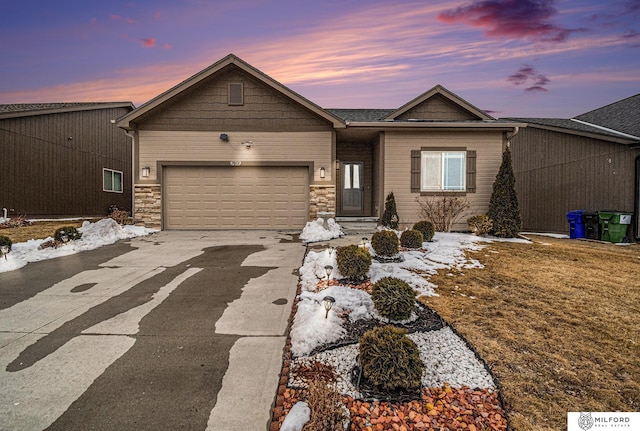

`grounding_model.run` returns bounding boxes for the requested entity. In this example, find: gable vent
[228,83,244,105]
